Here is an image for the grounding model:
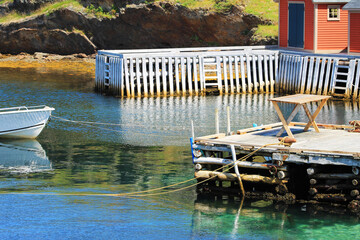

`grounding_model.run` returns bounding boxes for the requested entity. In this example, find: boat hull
[0,106,54,139]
